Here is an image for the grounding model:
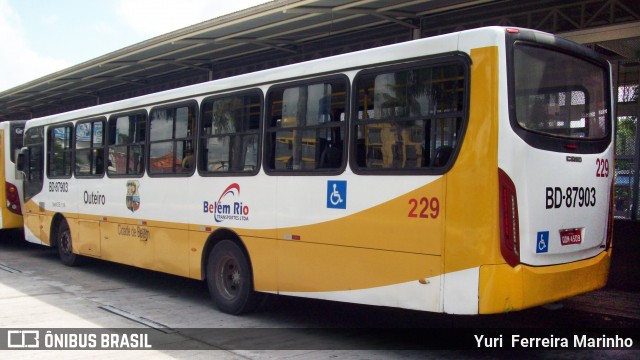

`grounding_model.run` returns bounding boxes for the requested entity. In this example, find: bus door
[19,127,47,244]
